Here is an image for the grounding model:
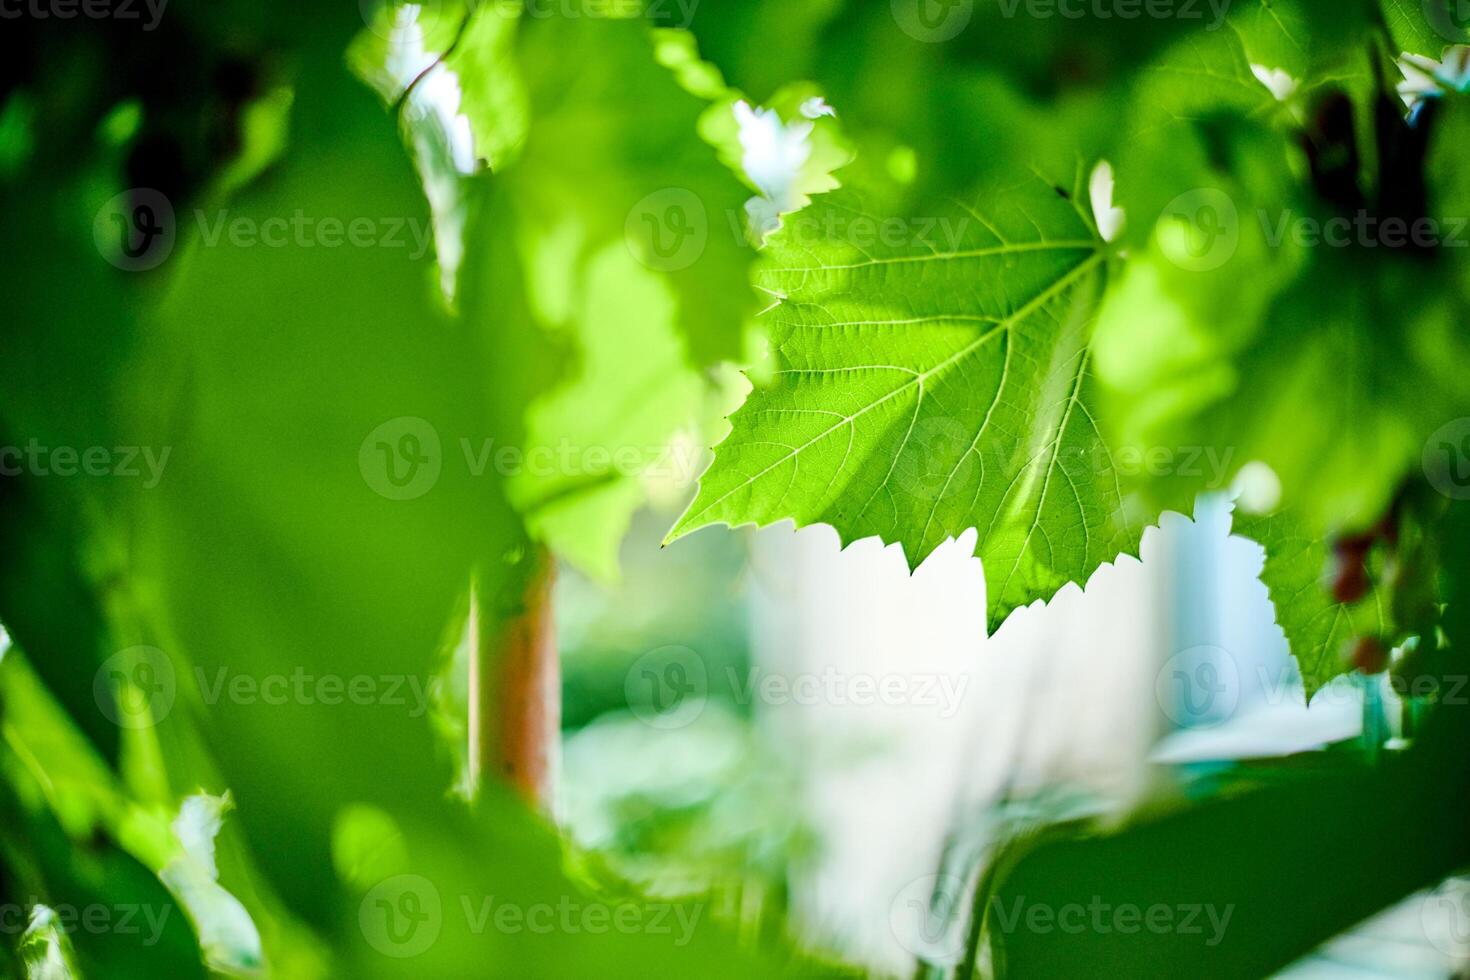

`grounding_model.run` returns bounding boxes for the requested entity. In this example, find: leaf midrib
[669,248,1106,539]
